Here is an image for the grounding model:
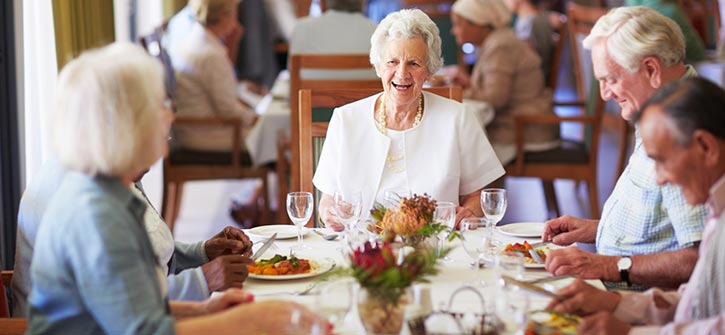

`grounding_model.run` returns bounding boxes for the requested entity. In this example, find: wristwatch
[617,256,632,287]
